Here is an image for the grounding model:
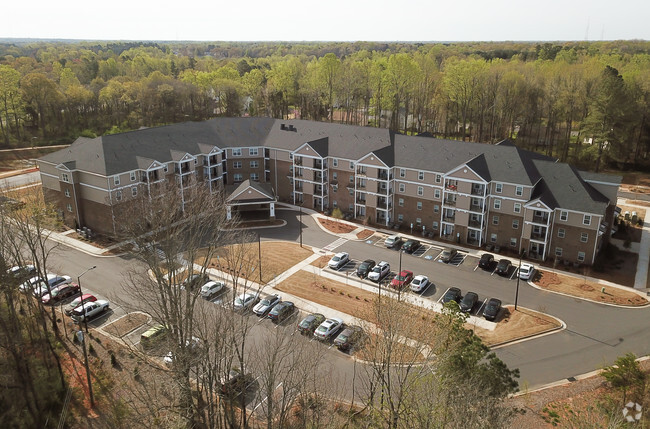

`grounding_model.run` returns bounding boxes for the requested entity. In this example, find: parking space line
[473,265,479,272]
[509,268,518,280]
[476,298,488,315]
